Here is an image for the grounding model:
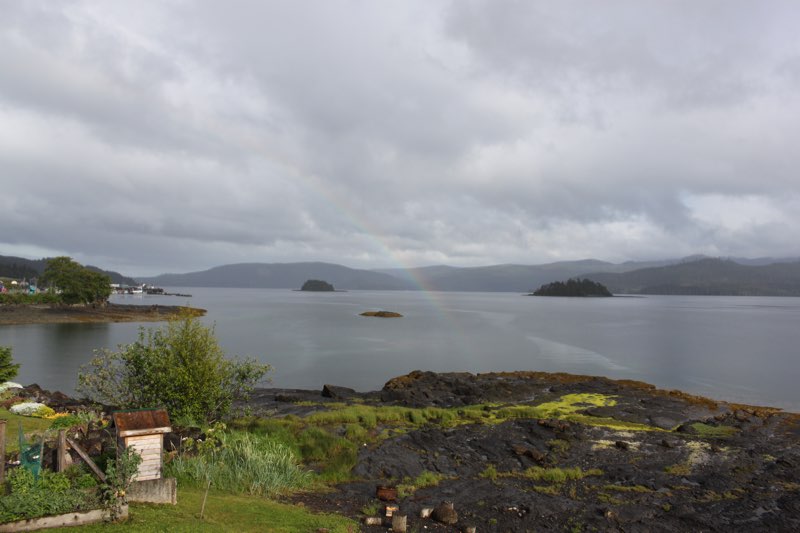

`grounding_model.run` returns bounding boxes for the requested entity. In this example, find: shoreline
[245,370,800,531]
[7,370,800,530]
[0,302,206,326]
